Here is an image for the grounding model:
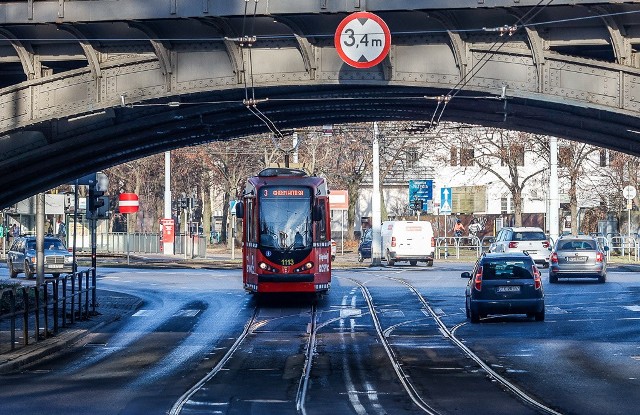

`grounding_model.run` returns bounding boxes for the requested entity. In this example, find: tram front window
[259,188,312,250]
